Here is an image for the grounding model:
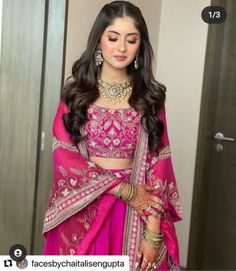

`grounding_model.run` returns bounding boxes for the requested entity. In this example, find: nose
[118,39,126,53]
